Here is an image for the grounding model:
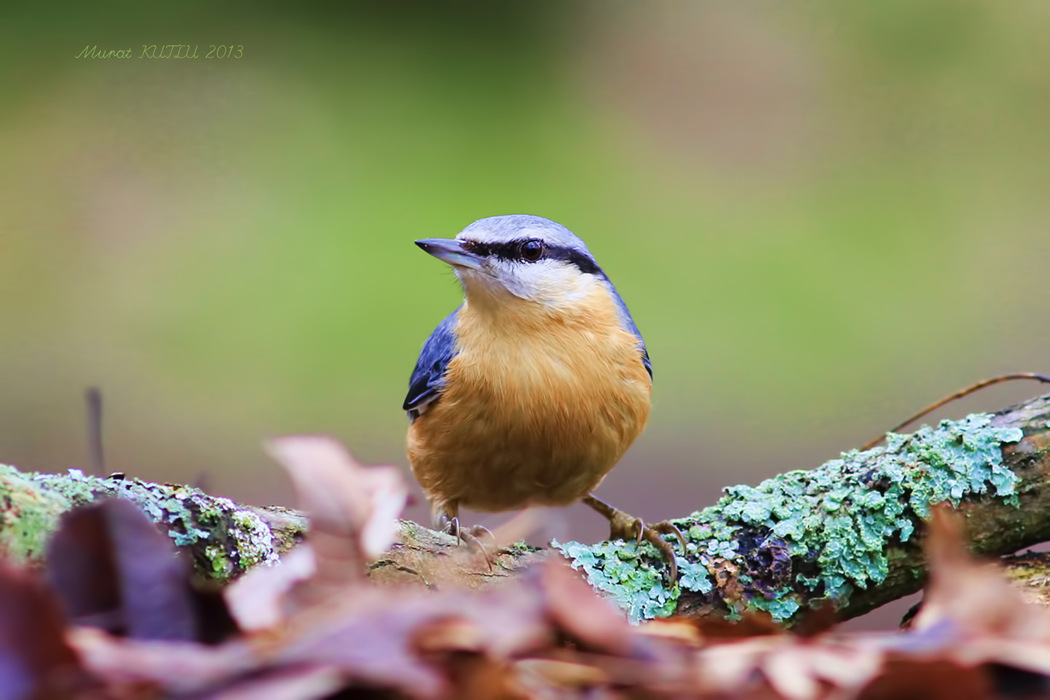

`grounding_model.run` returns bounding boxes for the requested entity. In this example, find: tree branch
[554,395,1050,623]
[2,394,1049,625]
[0,466,308,581]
